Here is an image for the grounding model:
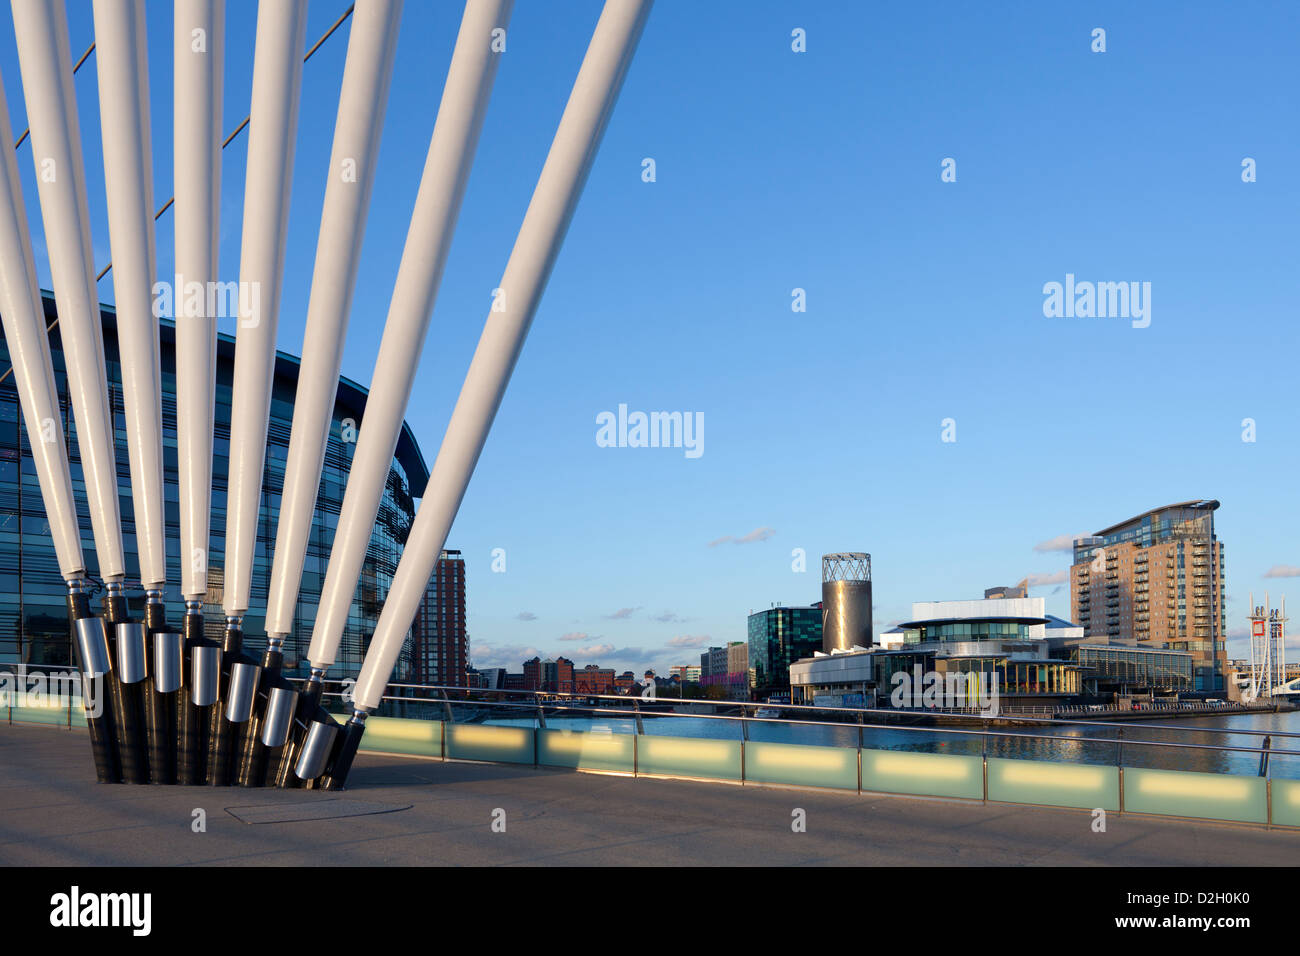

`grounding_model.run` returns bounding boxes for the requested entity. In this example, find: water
[479,709,1300,779]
